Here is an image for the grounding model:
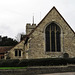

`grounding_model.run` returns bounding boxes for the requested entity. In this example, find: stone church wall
[5,7,75,59]
[28,8,75,59]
